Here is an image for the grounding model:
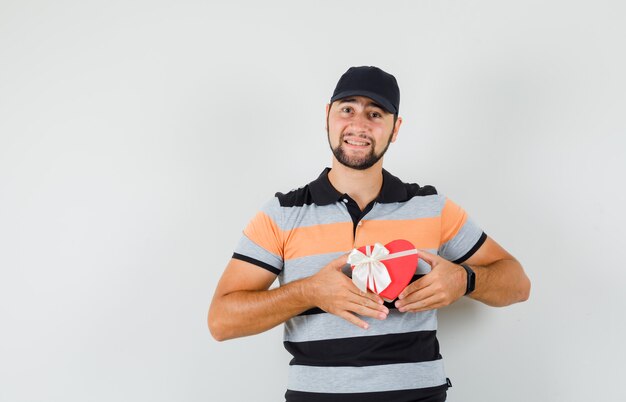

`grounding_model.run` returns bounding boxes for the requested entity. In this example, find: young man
[208,66,530,402]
